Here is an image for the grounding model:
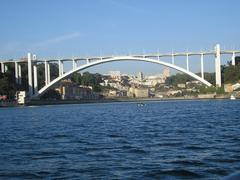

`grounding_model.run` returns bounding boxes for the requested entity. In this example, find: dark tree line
[70,72,103,92]
[165,72,216,86]
[222,61,240,84]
